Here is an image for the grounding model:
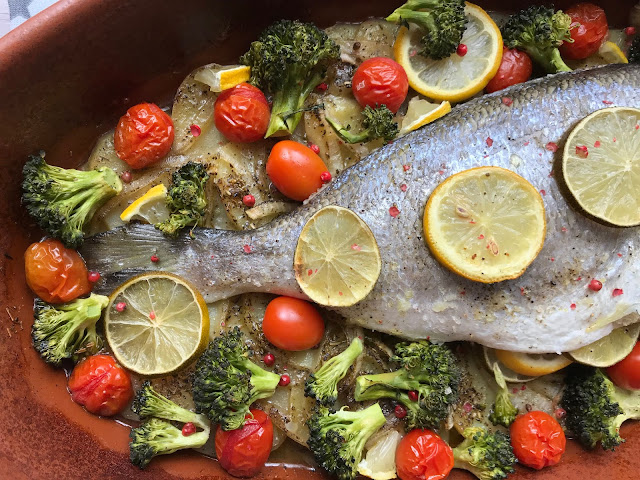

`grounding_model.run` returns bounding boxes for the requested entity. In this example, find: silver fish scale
[84,64,640,353]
